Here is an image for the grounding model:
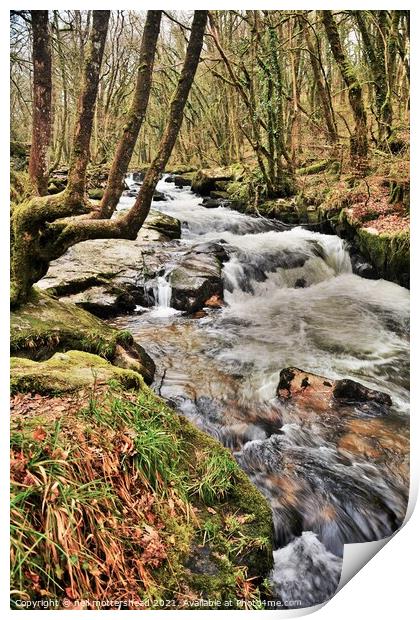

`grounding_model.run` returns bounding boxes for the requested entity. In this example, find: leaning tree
[11,10,208,306]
